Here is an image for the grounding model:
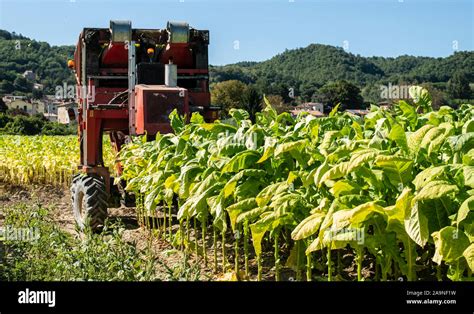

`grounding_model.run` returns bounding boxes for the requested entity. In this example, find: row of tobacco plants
[0,135,115,186]
[120,87,474,281]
